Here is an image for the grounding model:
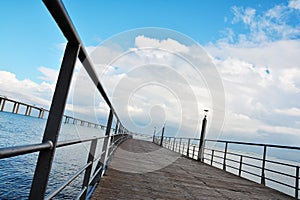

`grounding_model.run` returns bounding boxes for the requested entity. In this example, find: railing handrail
[0,141,54,159]
[1,0,133,199]
[205,139,300,151]
[43,0,115,115]
[158,136,300,151]
[0,133,127,159]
